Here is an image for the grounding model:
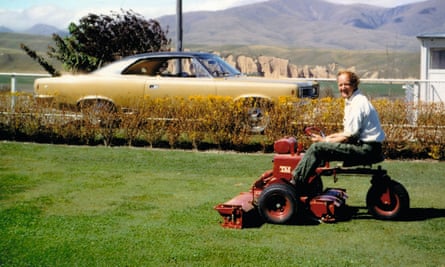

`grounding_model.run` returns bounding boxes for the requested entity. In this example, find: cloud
[0,1,182,30]
[24,5,72,25]
[0,5,72,30]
